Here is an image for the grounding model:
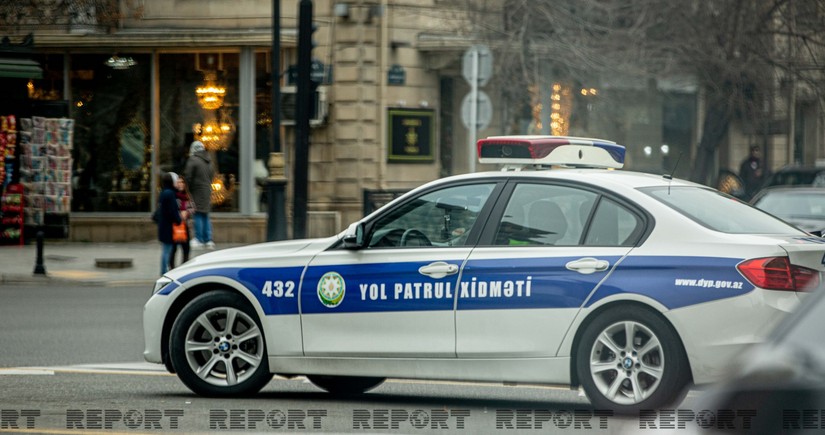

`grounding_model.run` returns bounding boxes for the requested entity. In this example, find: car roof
[430,168,701,190]
[757,186,825,193]
[774,165,825,173]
